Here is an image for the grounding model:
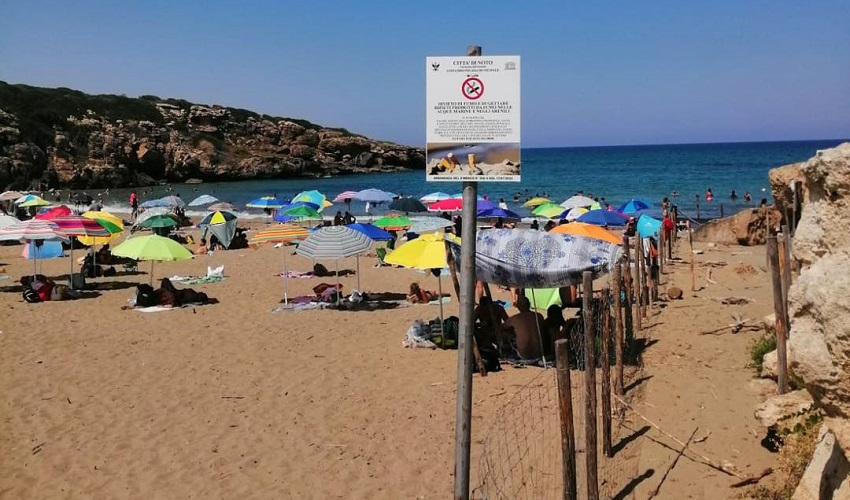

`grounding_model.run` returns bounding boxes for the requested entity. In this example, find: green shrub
[749,334,777,376]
